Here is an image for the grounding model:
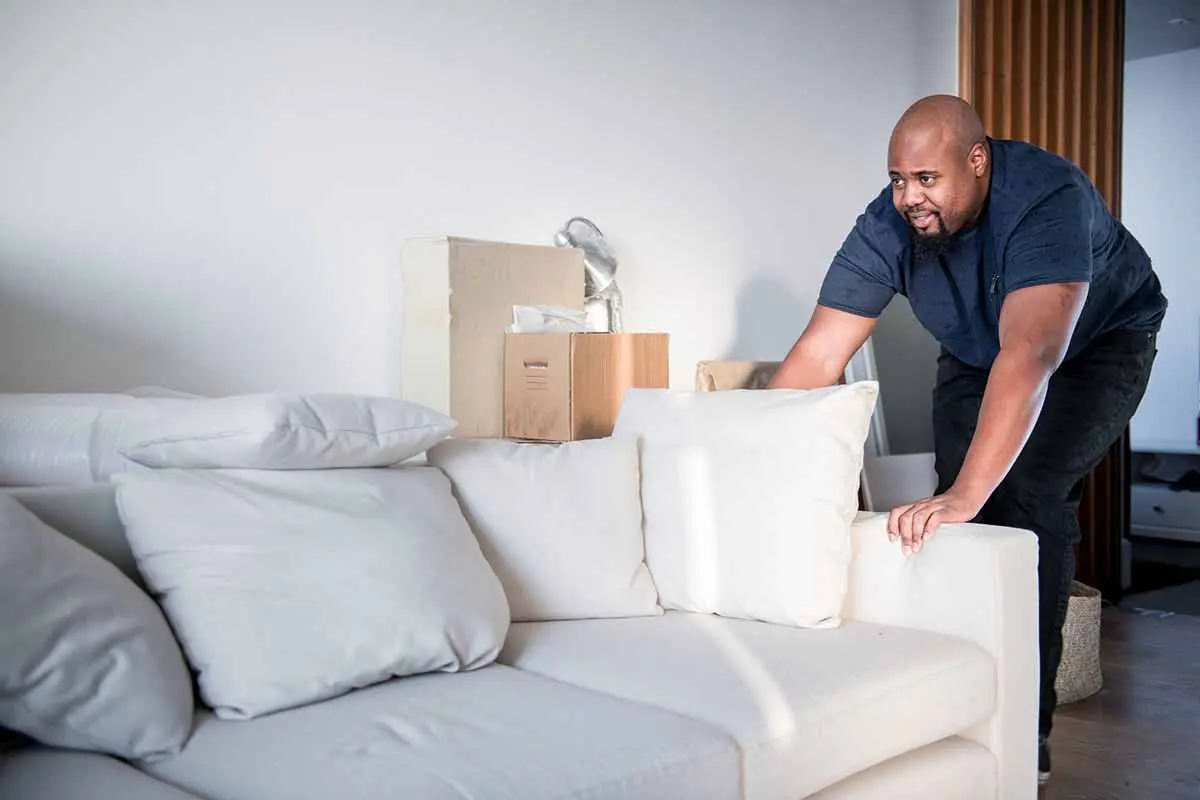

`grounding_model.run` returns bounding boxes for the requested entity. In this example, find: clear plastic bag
[506,305,592,334]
